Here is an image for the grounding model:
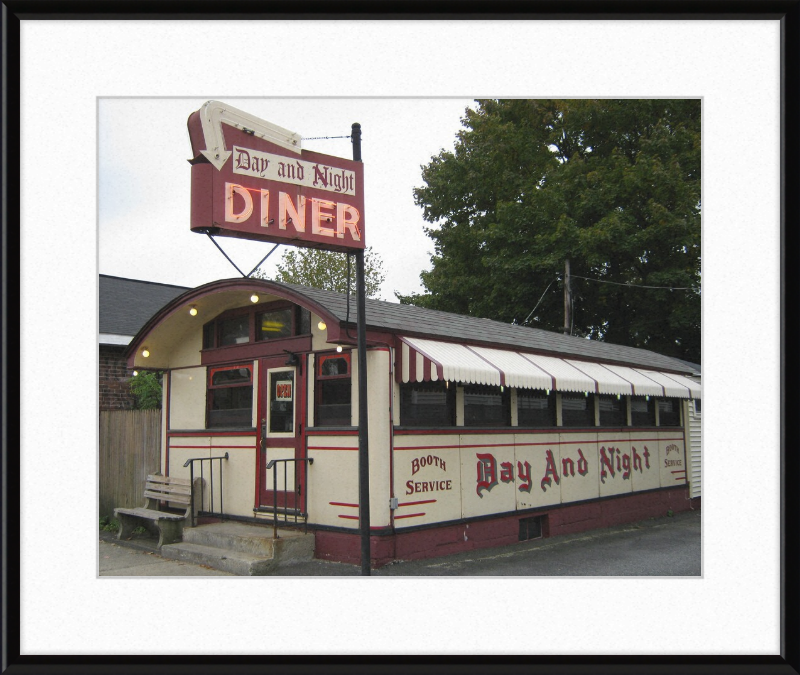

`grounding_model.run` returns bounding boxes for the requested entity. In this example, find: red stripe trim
[398,499,437,507]
[338,515,360,520]
[402,338,444,382]
[395,437,683,451]
[671,470,687,474]
[394,512,426,520]
[307,446,358,451]
[329,502,359,508]
[167,431,256,437]
[169,445,254,449]
[306,429,359,436]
